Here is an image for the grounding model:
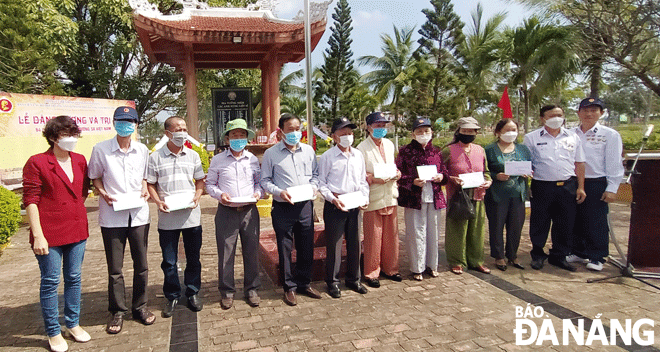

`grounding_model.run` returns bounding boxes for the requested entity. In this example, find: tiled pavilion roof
[132,5,328,70]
